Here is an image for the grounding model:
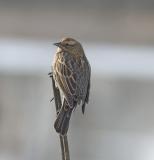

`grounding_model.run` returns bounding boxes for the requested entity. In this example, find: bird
[52,37,91,135]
